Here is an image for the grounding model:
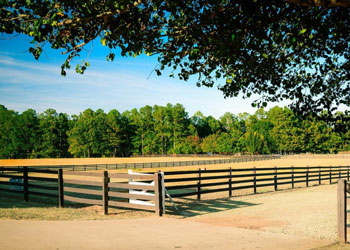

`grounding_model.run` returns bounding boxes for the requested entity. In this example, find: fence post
[337,179,347,243]
[306,166,309,187]
[197,168,201,200]
[103,171,109,215]
[58,168,64,208]
[253,166,257,194]
[229,167,232,197]
[319,167,321,185]
[330,167,332,184]
[292,166,294,189]
[274,166,278,191]
[154,172,164,216]
[23,167,28,202]
[348,166,349,181]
